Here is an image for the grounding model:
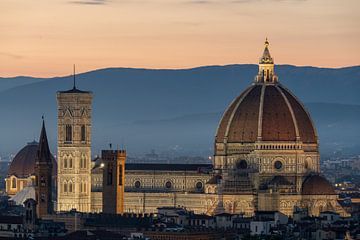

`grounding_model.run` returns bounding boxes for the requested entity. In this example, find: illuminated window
[12,178,17,189]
